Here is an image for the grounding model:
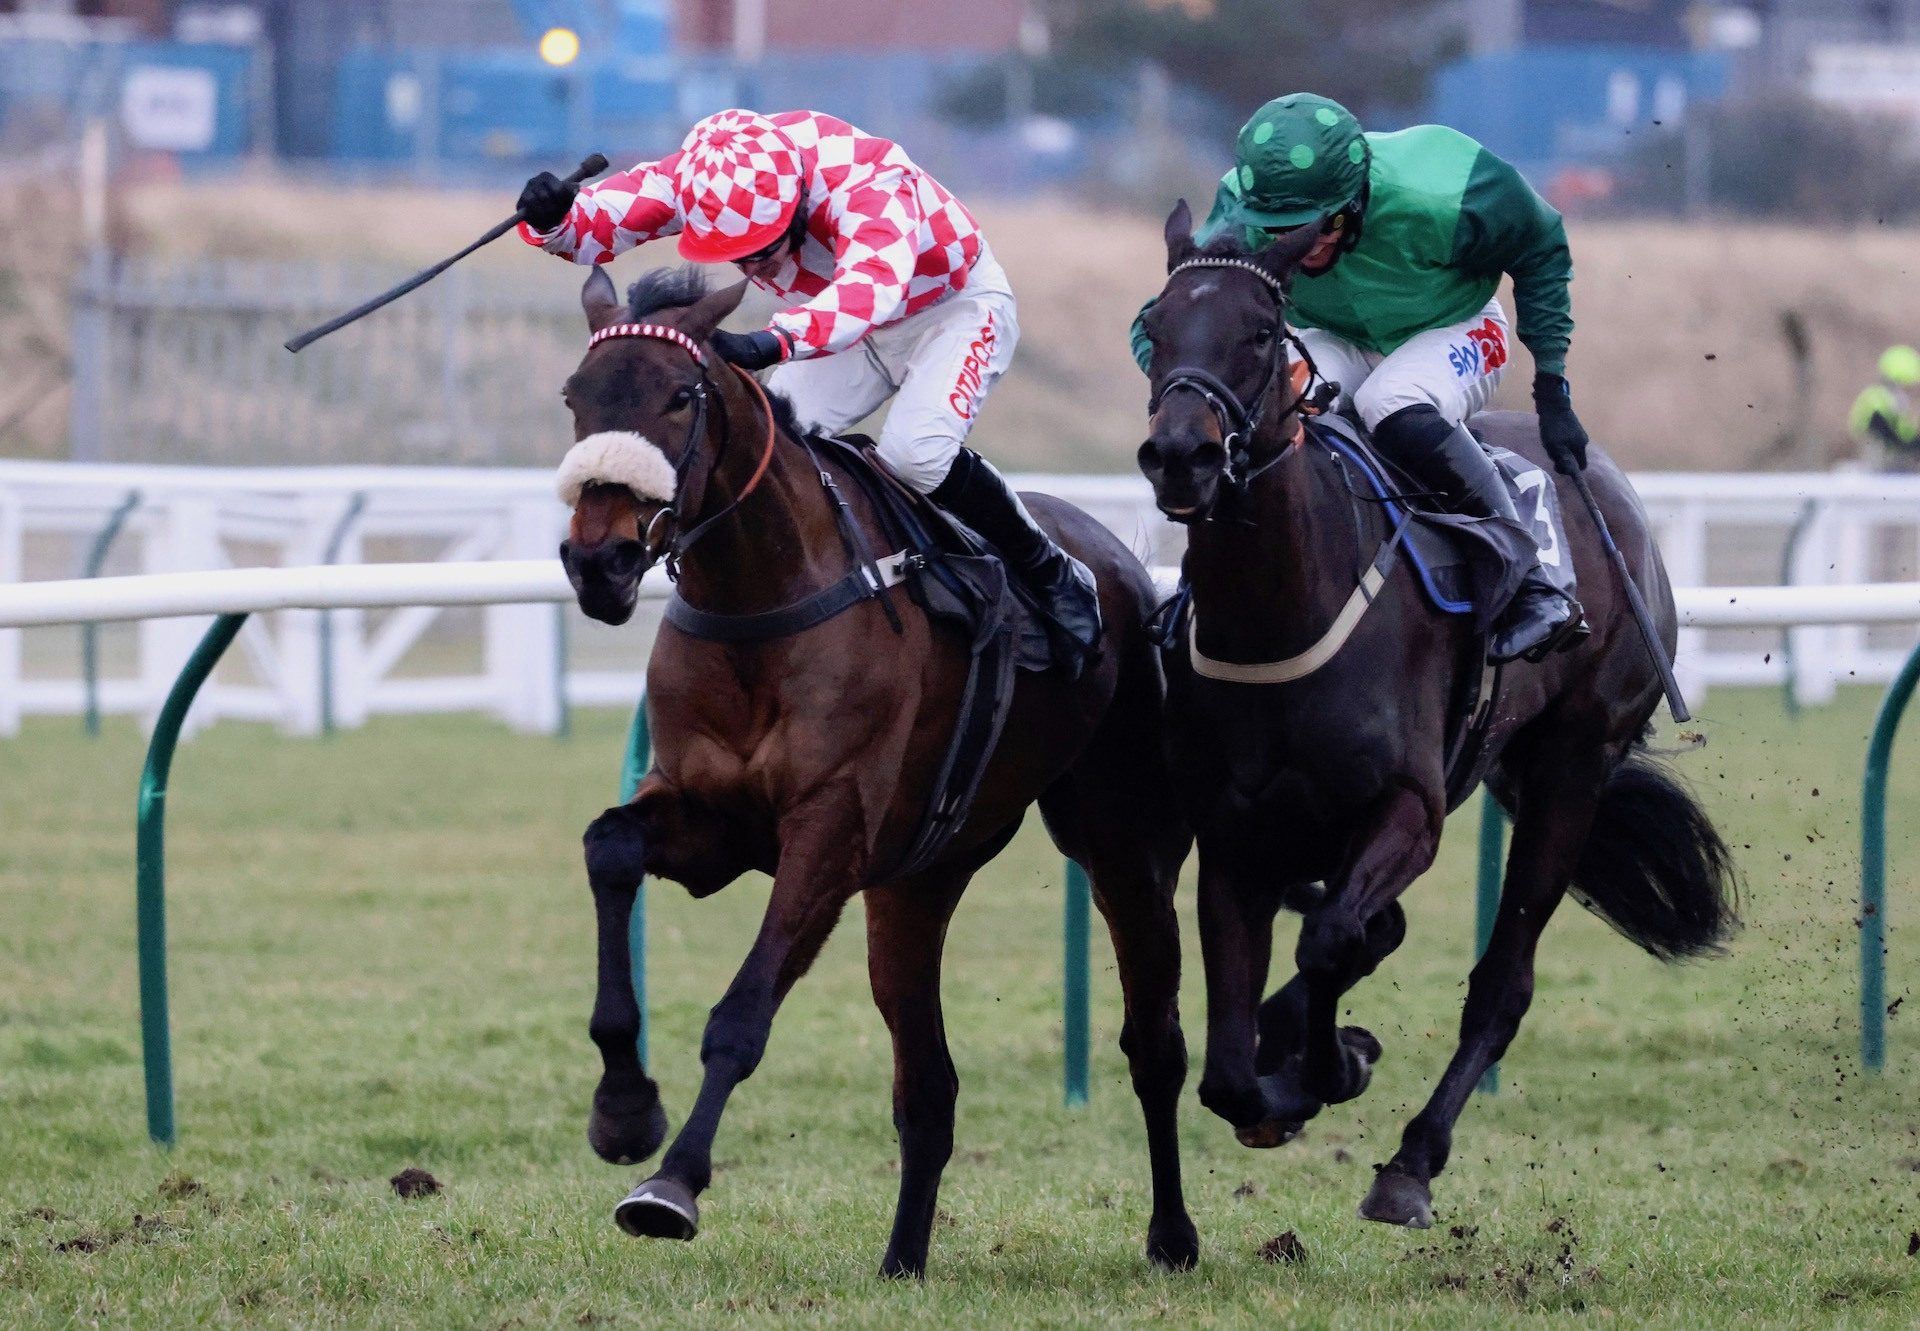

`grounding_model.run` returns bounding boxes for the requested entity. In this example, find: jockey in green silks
[1133,93,1587,664]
